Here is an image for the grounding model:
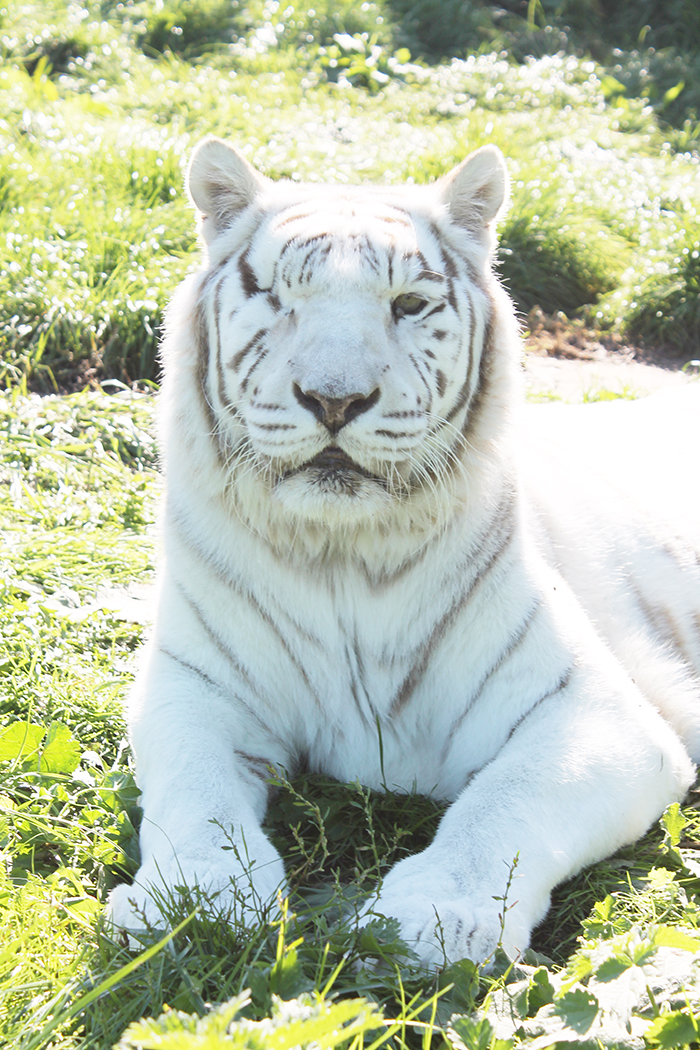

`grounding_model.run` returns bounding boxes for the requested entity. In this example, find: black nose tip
[293,384,380,434]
